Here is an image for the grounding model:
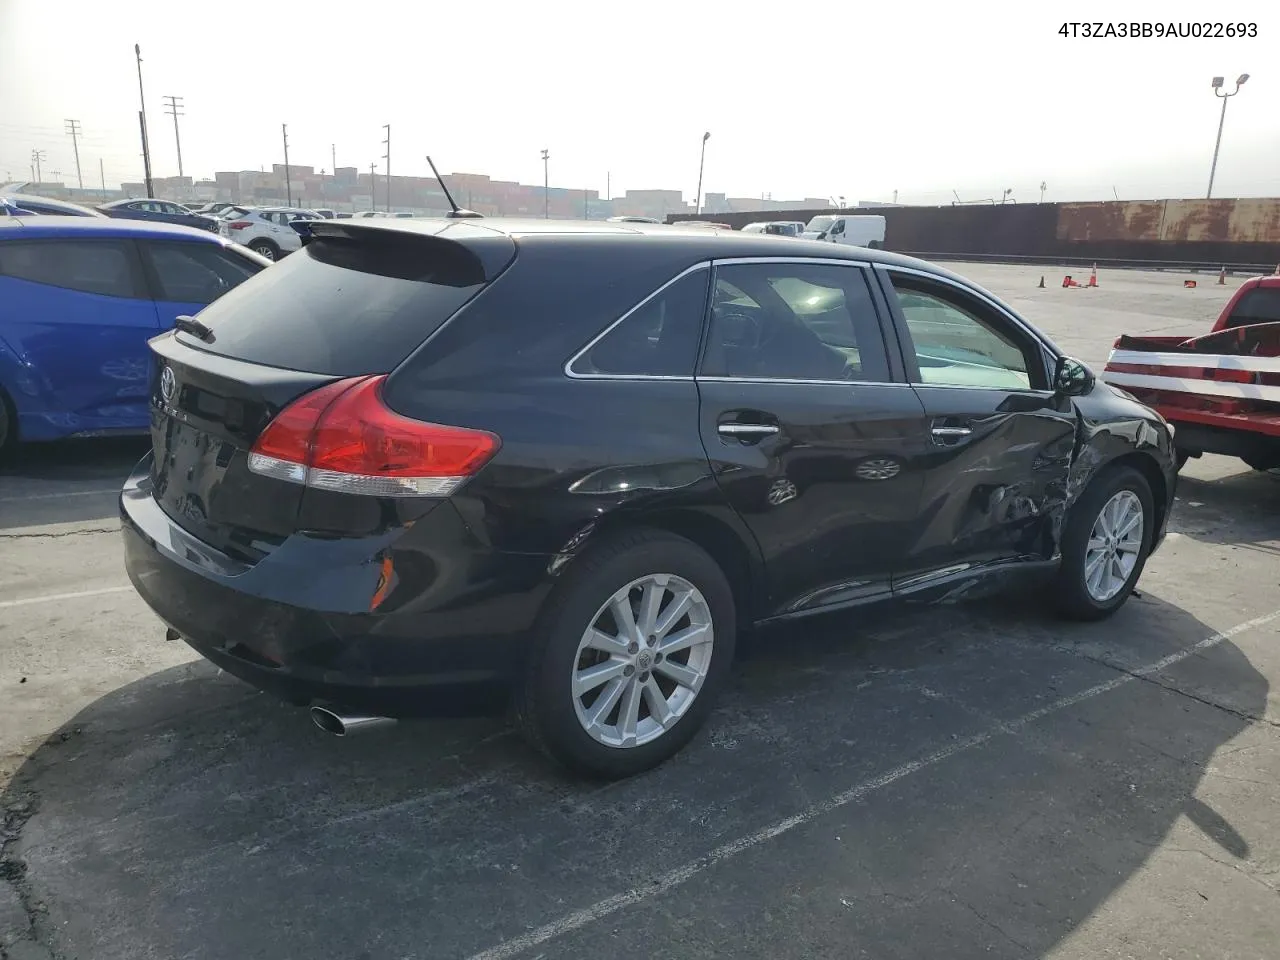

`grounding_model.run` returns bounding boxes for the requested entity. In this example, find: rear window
[180,235,490,375]
[1224,286,1280,328]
